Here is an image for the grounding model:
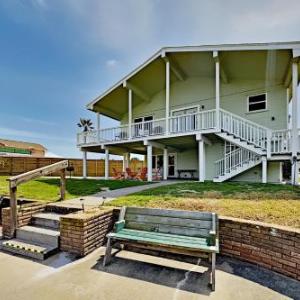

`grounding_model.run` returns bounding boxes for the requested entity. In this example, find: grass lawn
[0,176,148,201]
[109,181,300,228]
